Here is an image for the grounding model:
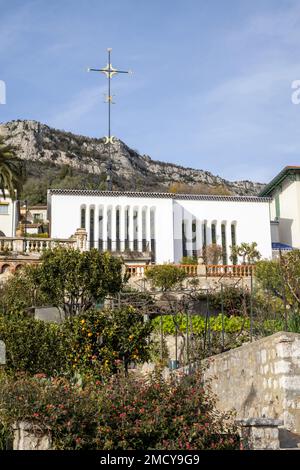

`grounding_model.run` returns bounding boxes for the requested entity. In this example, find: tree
[145,264,186,291]
[0,136,25,199]
[202,244,223,264]
[65,306,154,376]
[30,248,127,318]
[0,265,50,316]
[230,242,261,265]
[255,250,300,313]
